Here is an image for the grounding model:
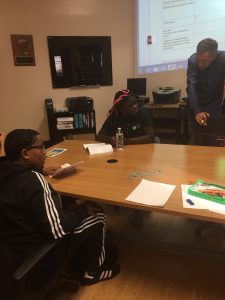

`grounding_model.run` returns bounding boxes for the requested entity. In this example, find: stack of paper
[126,179,176,207]
[83,143,113,155]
